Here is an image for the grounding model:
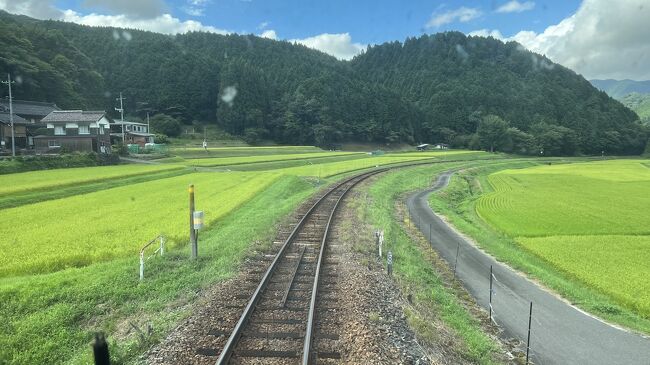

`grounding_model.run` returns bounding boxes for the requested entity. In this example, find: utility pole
[115,92,125,143]
[2,73,16,157]
[146,112,151,143]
